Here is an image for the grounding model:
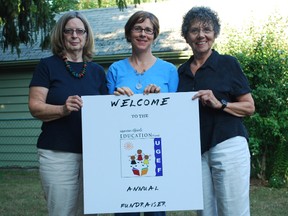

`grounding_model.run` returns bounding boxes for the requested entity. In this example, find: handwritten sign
[82,92,203,214]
